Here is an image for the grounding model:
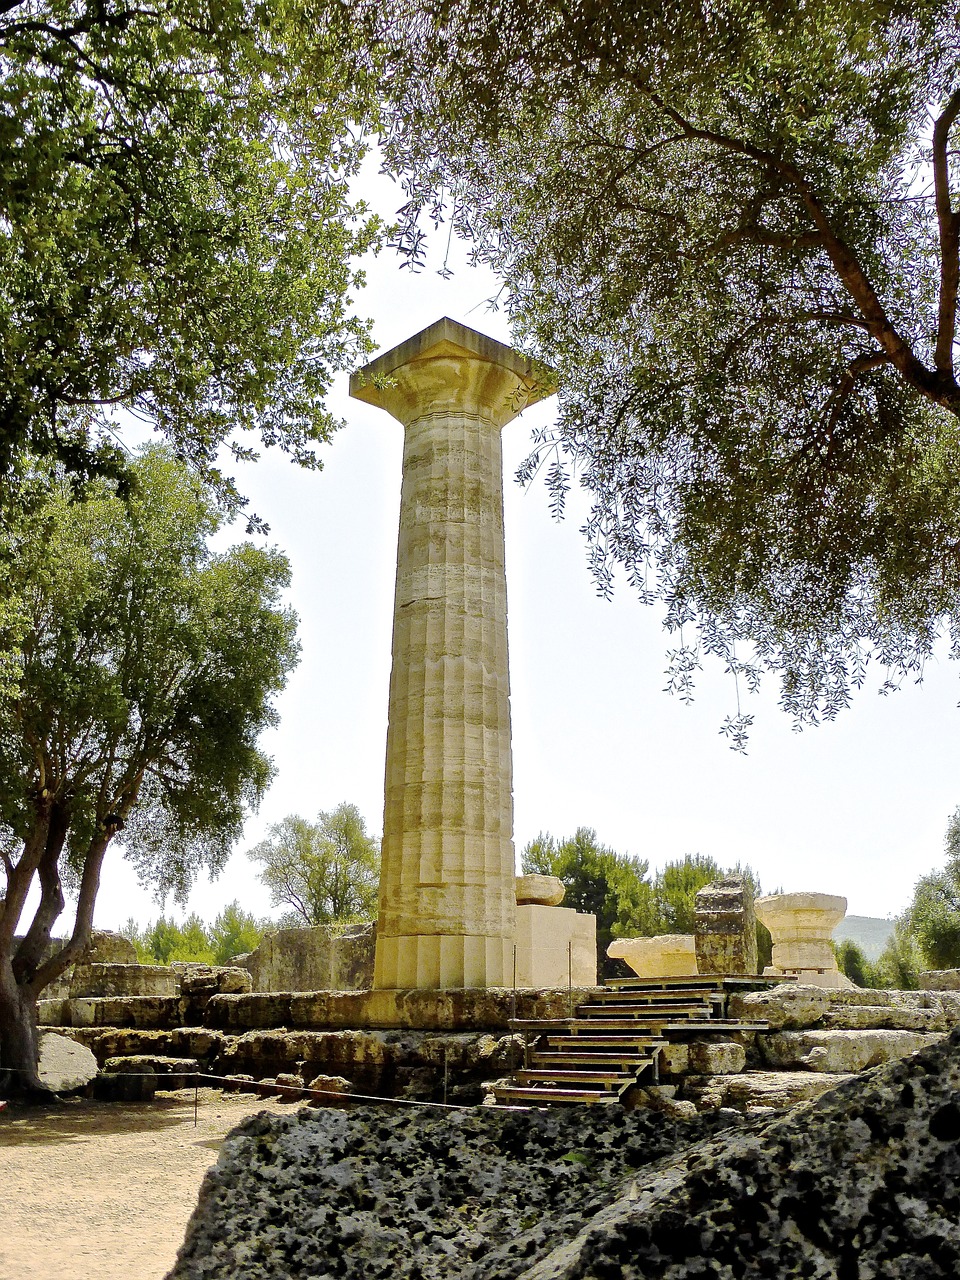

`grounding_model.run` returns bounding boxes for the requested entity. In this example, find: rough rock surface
[37,1030,98,1092]
[170,1029,960,1280]
[167,1104,744,1280]
[519,1027,960,1278]
[728,981,960,1031]
[681,1069,854,1112]
[760,1027,941,1072]
[687,1041,746,1076]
